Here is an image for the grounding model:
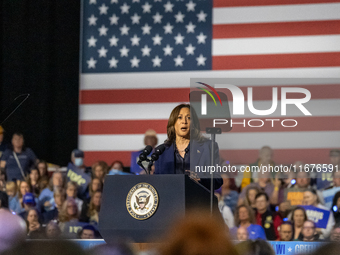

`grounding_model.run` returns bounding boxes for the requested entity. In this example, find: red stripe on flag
[80,88,190,104]
[220,148,332,165]
[80,84,340,104]
[83,148,333,168]
[79,116,340,135]
[213,0,340,8]
[212,52,340,70]
[213,21,340,39]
